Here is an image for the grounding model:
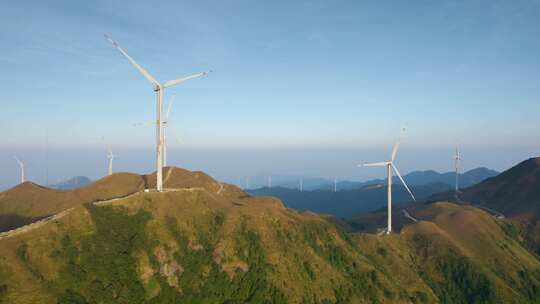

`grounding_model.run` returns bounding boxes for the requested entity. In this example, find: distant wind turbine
[454,147,462,193]
[268,176,272,188]
[299,178,303,192]
[14,157,25,184]
[104,34,210,192]
[245,176,250,190]
[162,93,175,167]
[360,142,416,234]
[133,93,176,167]
[334,178,337,193]
[107,148,116,176]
